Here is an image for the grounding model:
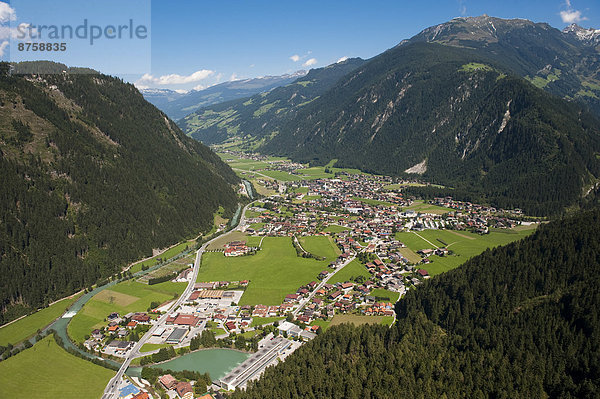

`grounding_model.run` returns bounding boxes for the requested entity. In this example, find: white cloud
[230,73,239,81]
[560,9,586,23]
[290,54,300,62]
[560,0,587,24]
[0,2,16,23]
[0,40,8,56]
[303,58,317,67]
[174,89,188,94]
[336,56,349,63]
[458,0,467,16]
[135,69,214,86]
